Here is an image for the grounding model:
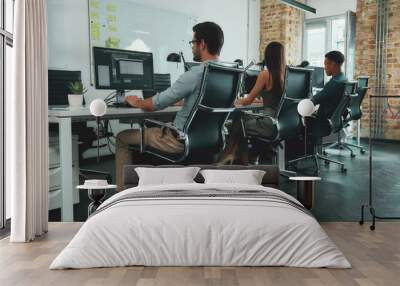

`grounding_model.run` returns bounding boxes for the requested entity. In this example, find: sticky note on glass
[105,36,120,48]
[89,0,100,9]
[90,12,100,21]
[90,23,101,40]
[106,3,117,12]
